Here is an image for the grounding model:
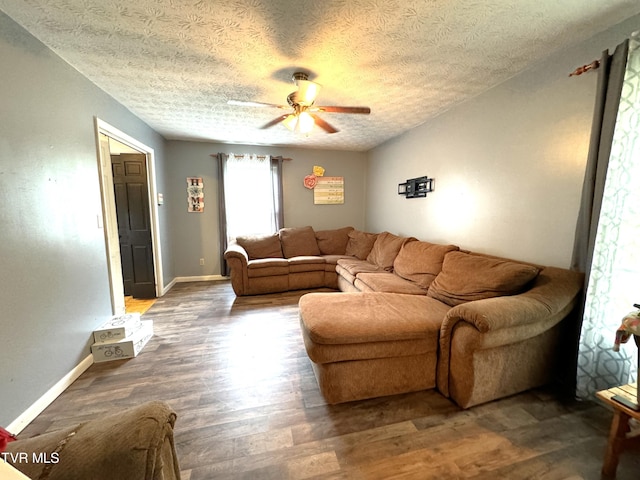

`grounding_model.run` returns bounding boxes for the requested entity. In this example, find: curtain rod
[211,153,292,161]
[569,59,600,77]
